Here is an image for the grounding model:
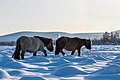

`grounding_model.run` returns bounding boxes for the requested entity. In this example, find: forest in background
[93,31,120,45]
